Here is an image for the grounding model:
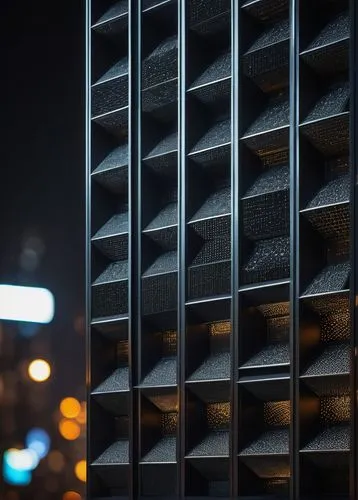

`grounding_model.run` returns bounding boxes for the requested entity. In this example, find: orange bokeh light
[60,397,81,419]
[63,491,81,500]
[76,402,86,425]
[58,419,80,441]
[74,460,86,483]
